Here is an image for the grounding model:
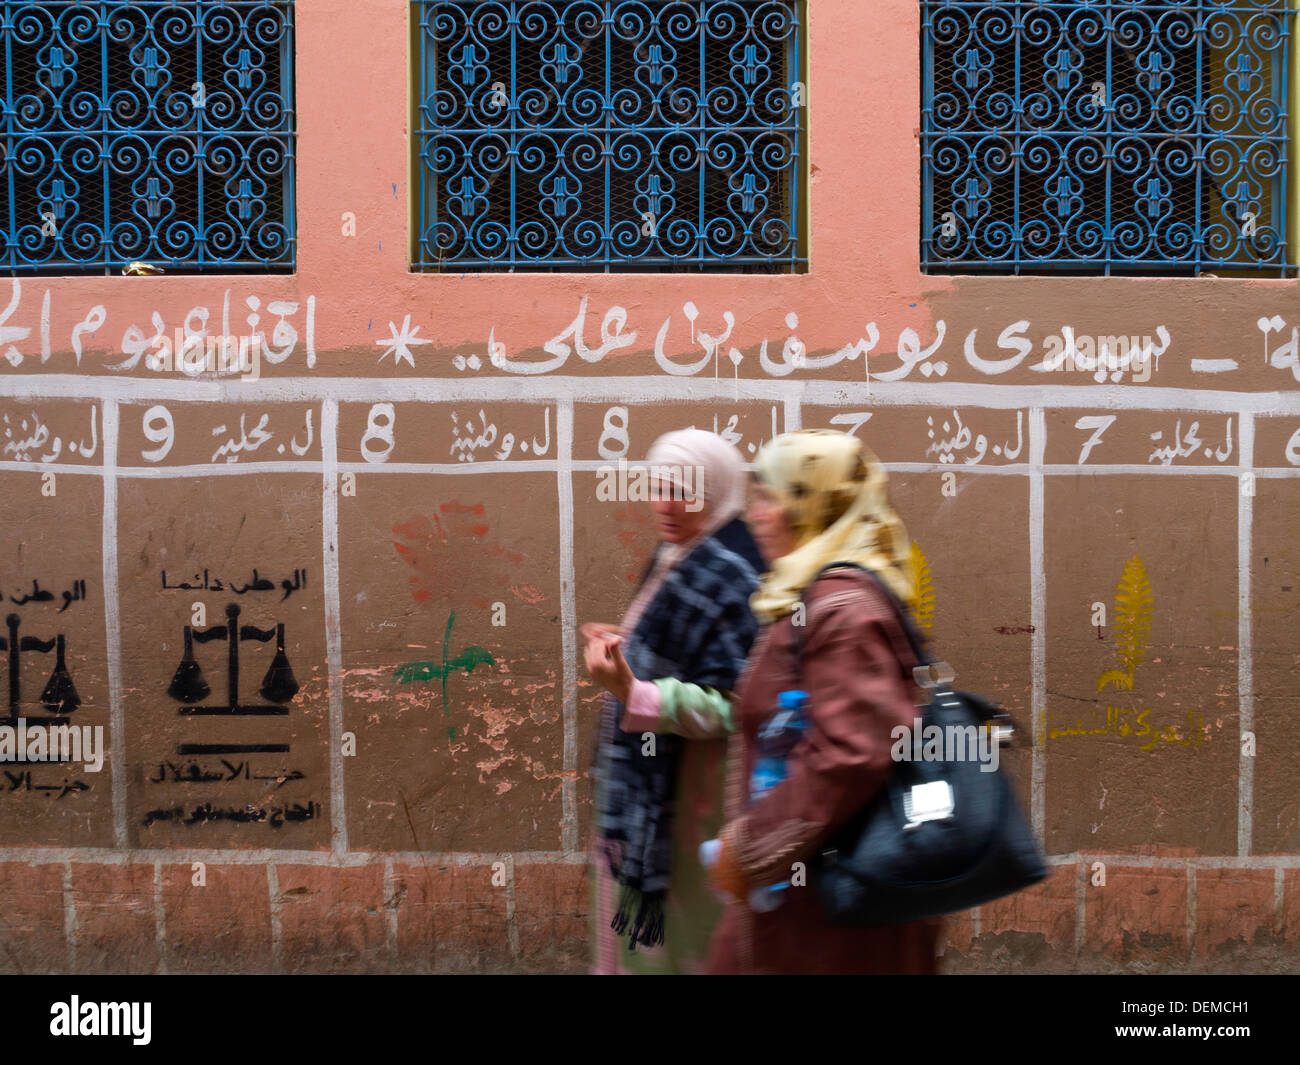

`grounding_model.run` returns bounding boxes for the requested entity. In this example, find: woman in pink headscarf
[581,429,764,974]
